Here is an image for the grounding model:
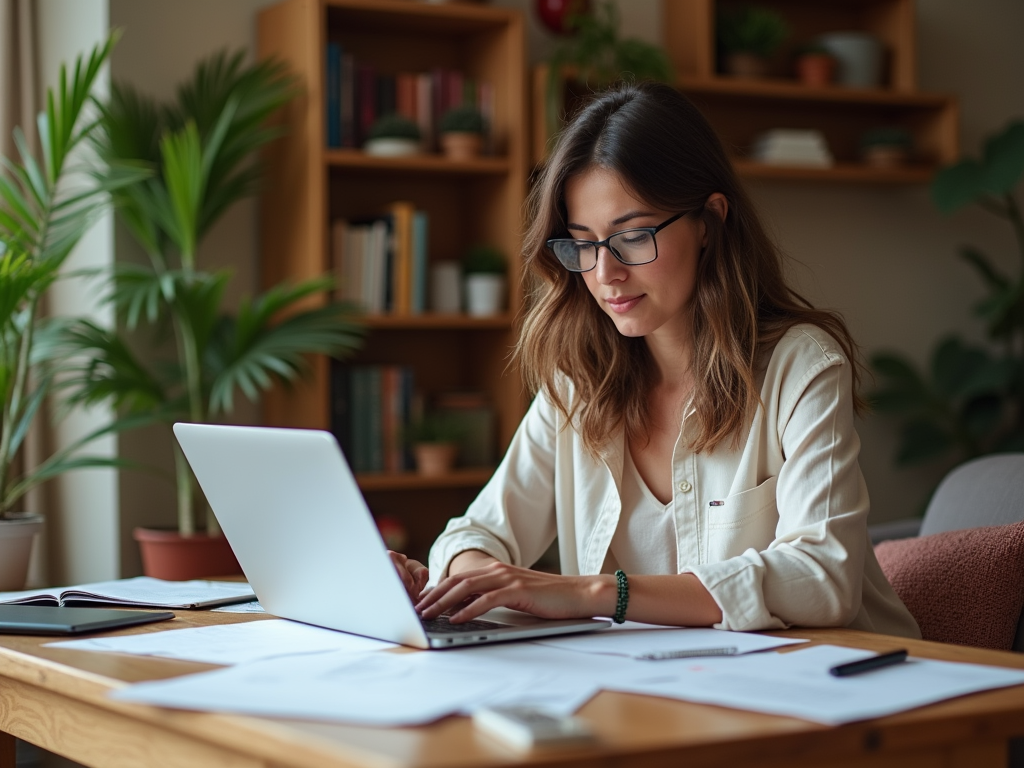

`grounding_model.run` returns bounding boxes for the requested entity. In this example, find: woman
[392,82,919,638]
